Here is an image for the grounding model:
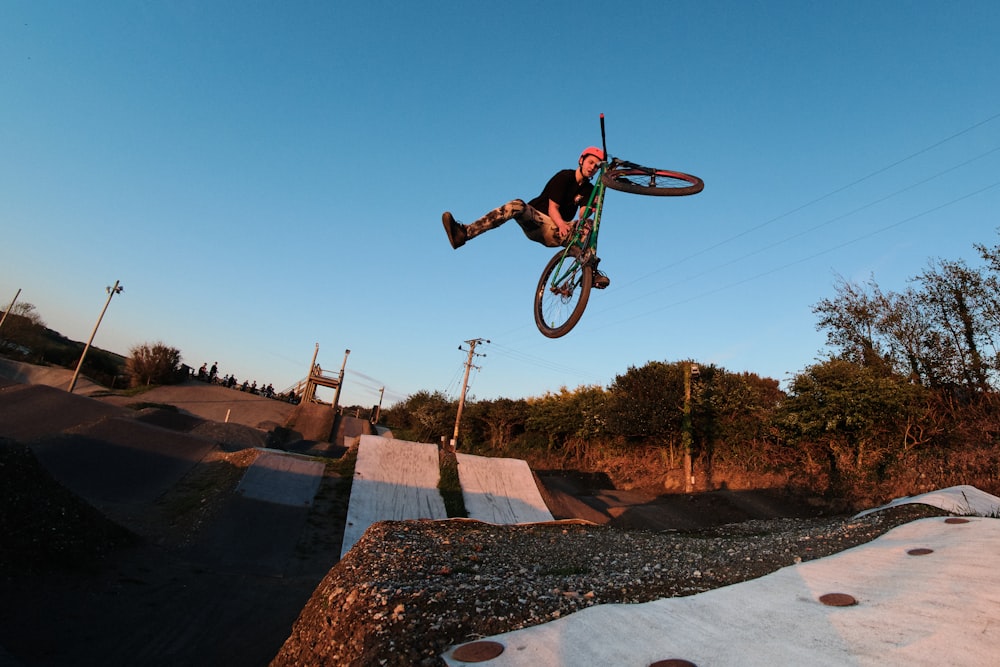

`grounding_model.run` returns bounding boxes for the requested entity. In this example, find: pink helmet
[580,146,605,162]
